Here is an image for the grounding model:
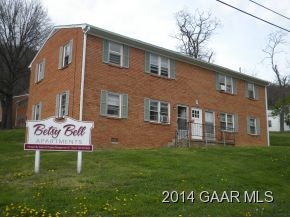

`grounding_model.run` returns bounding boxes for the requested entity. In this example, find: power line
[216,0,290,33]
[249,0,290,21]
